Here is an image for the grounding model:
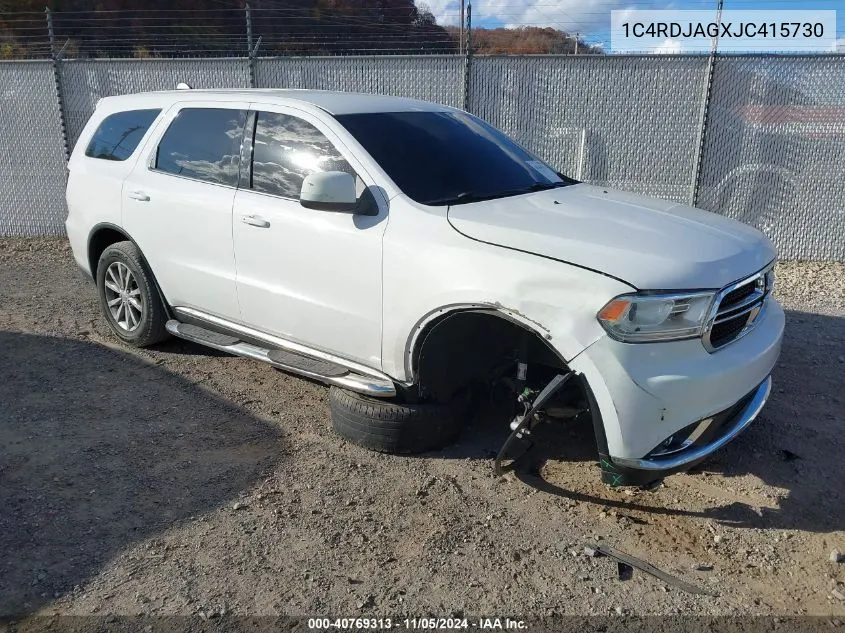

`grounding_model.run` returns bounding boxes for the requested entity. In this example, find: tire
[329,387,468,454]
[96,240,169,347]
